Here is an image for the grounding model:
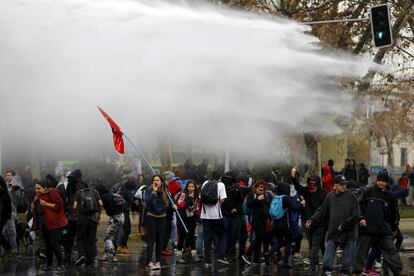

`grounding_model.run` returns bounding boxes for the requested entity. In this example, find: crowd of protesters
[0,157,412,275]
